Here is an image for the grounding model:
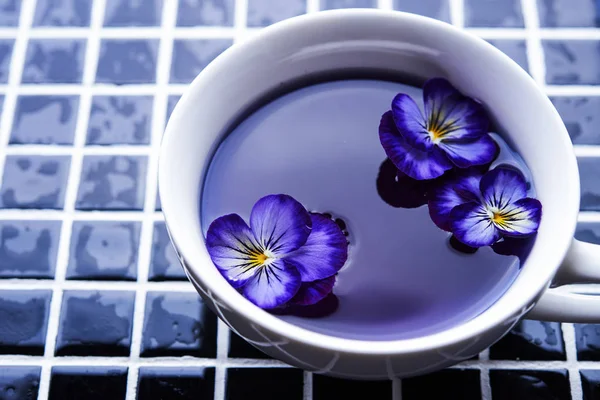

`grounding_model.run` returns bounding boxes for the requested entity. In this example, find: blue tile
[170,39,232,84]
[0,0,21,26]
[228,331,273,359]
[537,0,600,27]
[0,220,61,279]
[177,0,235,26]
[393,0,451,22]
[402,369,481,400]
[578,157,600,211]
[22,39,86,84]
[247,0,306,27]
[464,0,524,27]
[104,0,163,27]
[576,222,600,244]
[582,370,600,400]
[0,290,51,355]
[0,156,71,209]
[67,221,140,281]
[141,291,218,357]
[490,369,570,399]
[149,222,185,281]
[551,97,600,144]
[10,95,79,145]
[0,39,13,83]
[576,324,600,361]
[76,155,148,210]
[55,291,135,356]
[0,366,41,400]
[49,366,128,400]
[226,368,303,400]
[87,96,153,145]
[490,320,565,361]
[320,0,377,9]
[314,375,392,399]
[544,40,600,85]
[138,367,215,400]
[486,39,529,73]
[166,94,181,125]
[33,0,93,26]
[96,40,159,84]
